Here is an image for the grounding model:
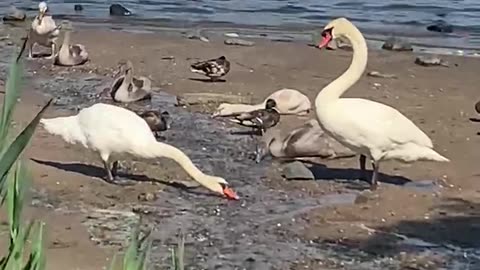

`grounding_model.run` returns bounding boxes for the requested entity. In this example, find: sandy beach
[0,25,480,269]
